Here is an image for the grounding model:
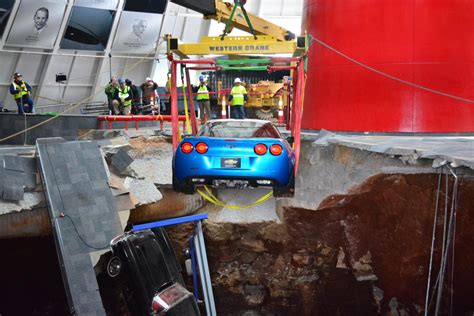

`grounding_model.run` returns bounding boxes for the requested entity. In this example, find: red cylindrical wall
[302,0,474,132]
